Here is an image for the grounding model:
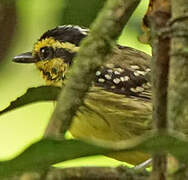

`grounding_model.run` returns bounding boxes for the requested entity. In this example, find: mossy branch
[44,0,141,137]
[146,0,171,179]
[168,0,188,136]
[168,1,188,178]
[9,167,149,180]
